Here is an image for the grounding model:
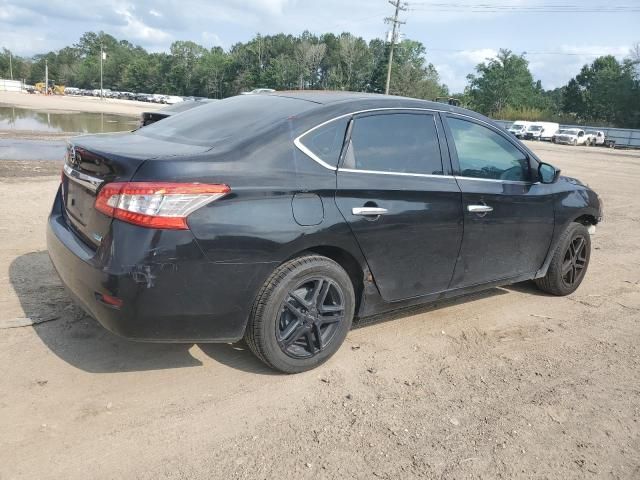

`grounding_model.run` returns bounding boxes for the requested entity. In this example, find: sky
[1,0,638,92]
